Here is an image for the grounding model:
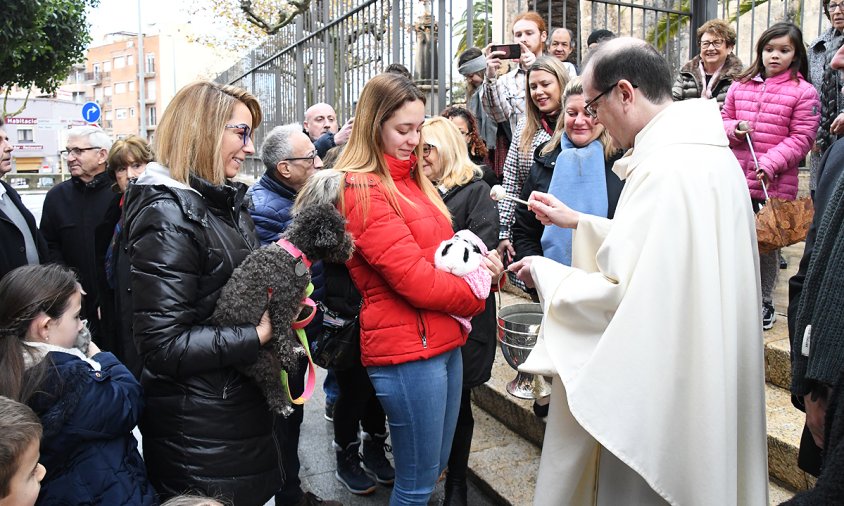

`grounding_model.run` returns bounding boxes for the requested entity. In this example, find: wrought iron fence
[216,0,830,176]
